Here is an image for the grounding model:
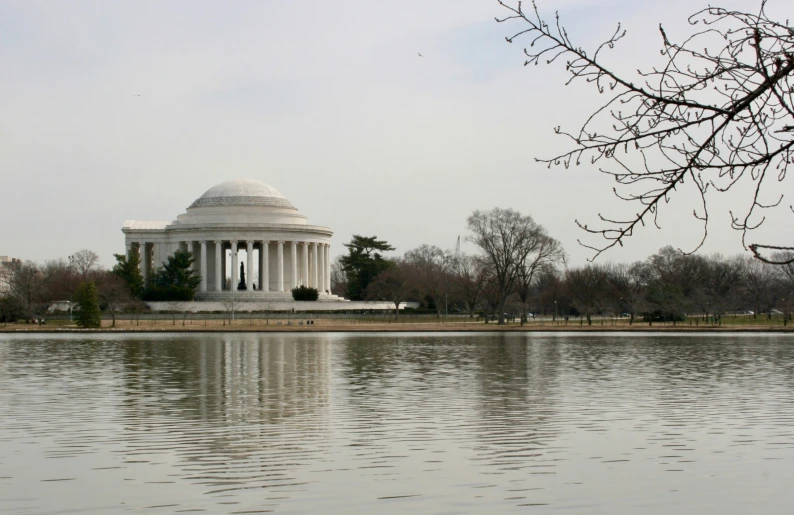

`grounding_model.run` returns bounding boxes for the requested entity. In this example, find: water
[1,333,793,514]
